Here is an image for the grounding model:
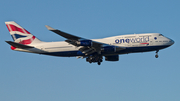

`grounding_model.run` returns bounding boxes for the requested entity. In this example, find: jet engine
[76,40,92,46]
[101,46,116,52]
[105,55,119,61]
